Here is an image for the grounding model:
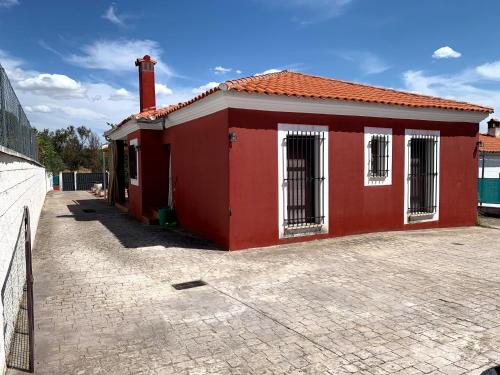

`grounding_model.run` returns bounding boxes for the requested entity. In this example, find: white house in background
[479,118,500,208]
